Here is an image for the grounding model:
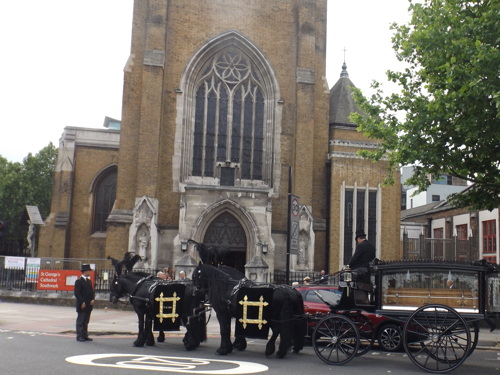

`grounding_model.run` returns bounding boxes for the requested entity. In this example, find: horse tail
[183,285,207,350]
